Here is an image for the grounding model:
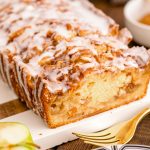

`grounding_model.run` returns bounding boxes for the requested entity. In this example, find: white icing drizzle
[44,67,71,94]
[70,0,112,35]
[0,30,8,47]
[47,81,69,94]
[54,26,72,39]
[108,57,139,70]
[70,71,80,81]
[124,47,150,65]
[89,35,128,50]
[3,55,12,87]
[118,28,132,44]
[48,67,69,82]
[33,78,39,113]
[37,80,45,116]
[14,57,32,102]
[77,61,99,72]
